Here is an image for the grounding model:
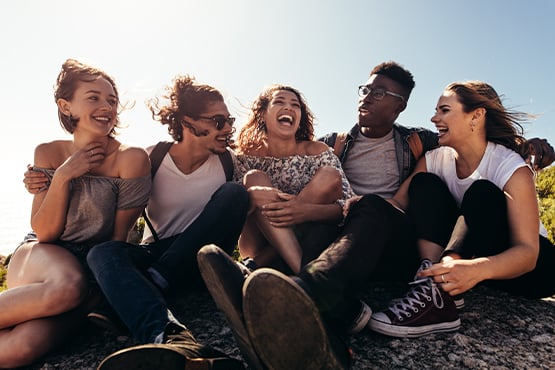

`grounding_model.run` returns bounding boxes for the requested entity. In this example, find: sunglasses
[194,114,236,130]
